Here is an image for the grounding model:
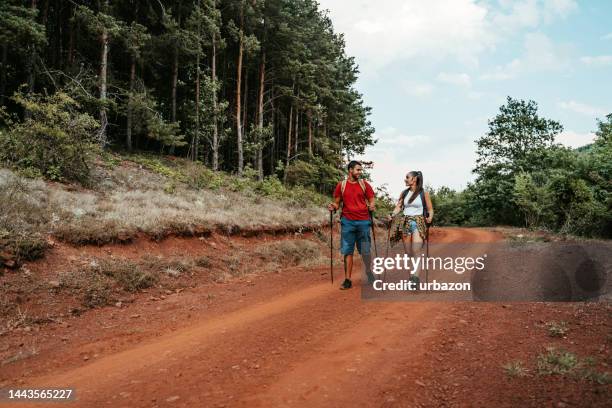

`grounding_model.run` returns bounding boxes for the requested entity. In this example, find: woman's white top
[403,190,424,216]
